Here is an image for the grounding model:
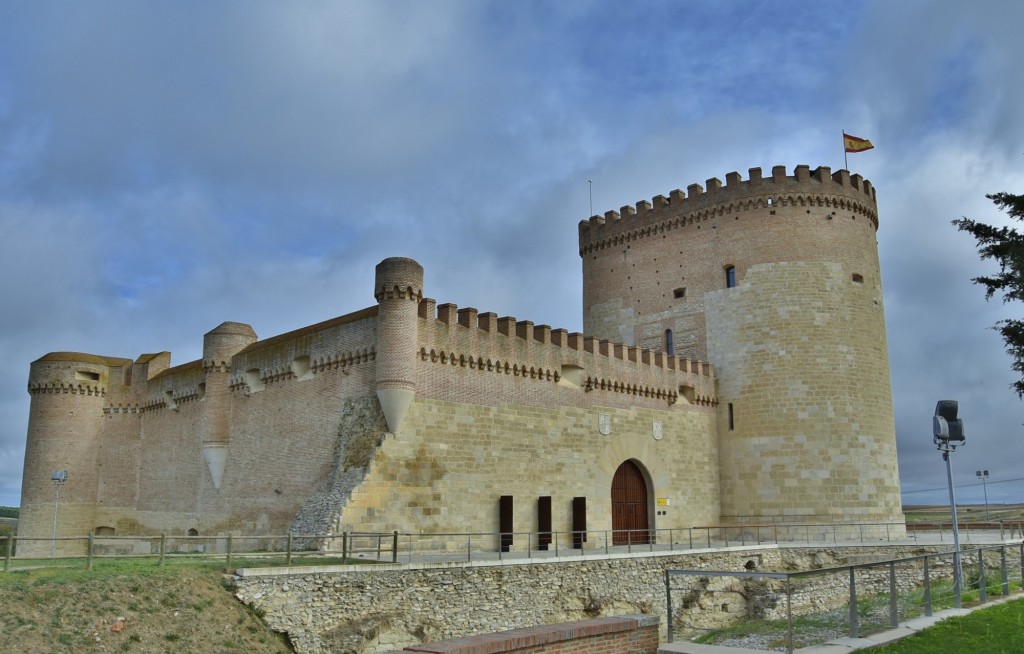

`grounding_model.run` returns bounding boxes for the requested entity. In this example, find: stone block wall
[578,165,902,528]
[234,544,991,654]
[331,396,719,542]
[233,547,787,653]
[706,261,901,525]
